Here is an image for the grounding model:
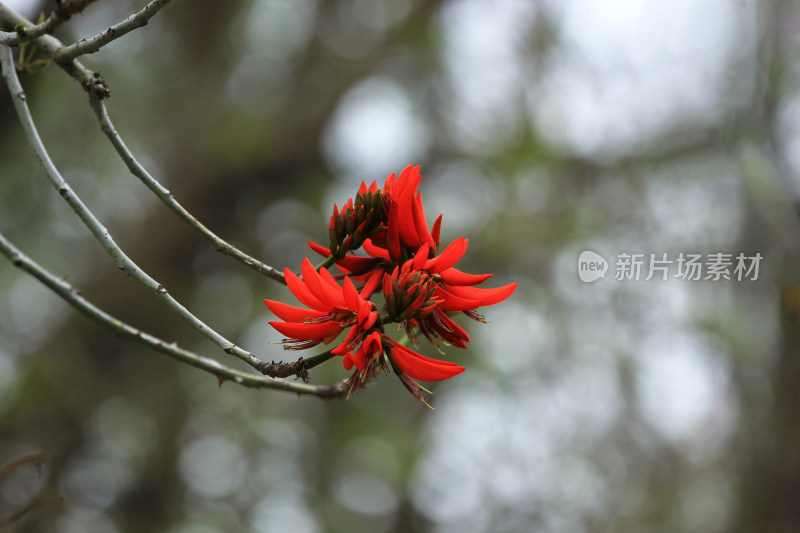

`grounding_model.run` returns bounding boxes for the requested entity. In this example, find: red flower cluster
[265,165,515,404]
